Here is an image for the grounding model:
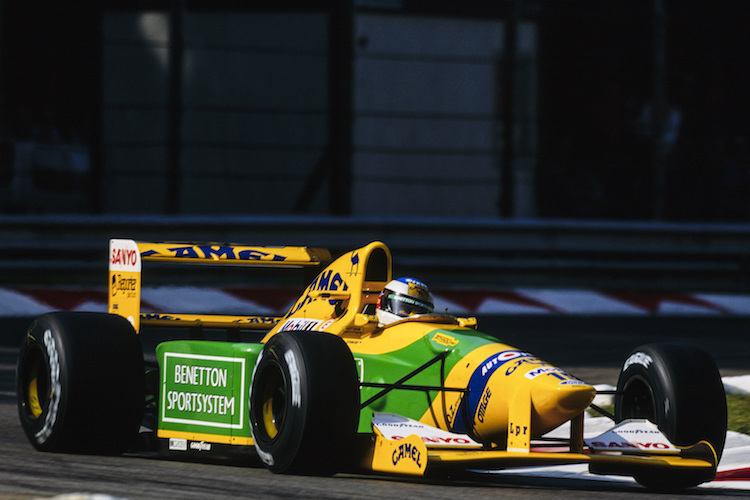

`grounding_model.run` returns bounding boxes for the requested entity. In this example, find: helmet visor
[379,292,433,317]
